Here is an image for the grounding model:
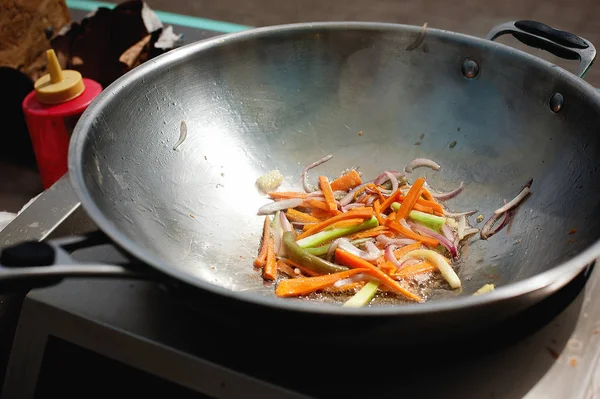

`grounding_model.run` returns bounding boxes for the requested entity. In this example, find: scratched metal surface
[69,23,600,312]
